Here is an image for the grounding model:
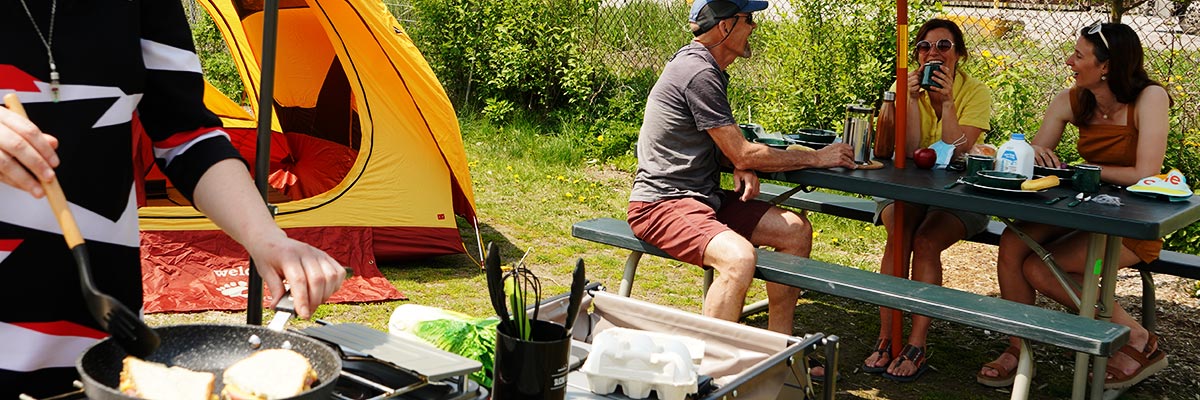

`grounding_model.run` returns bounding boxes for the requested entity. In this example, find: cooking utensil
[1045,195,1071,205]
[564,258,587,338]
[77,324,340,400]
[484,242,513,332]
[4,94,160,358]
[267,291,296,332]
[1067,193,1093,207]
